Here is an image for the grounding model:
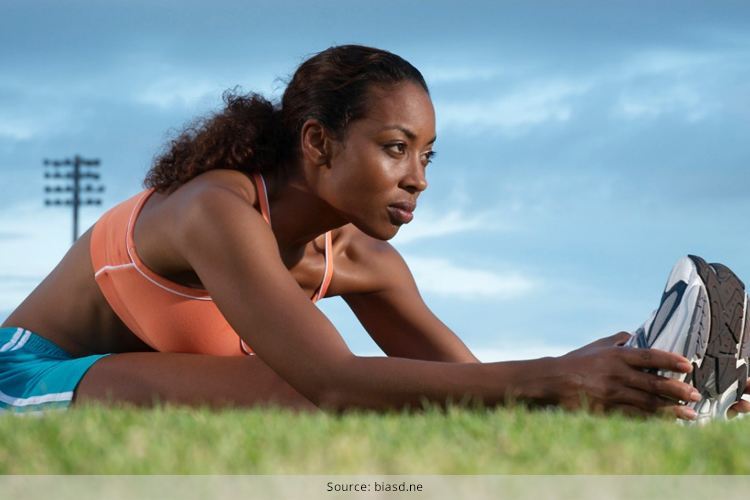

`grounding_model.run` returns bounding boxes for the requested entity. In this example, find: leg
[74,352,319,412]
